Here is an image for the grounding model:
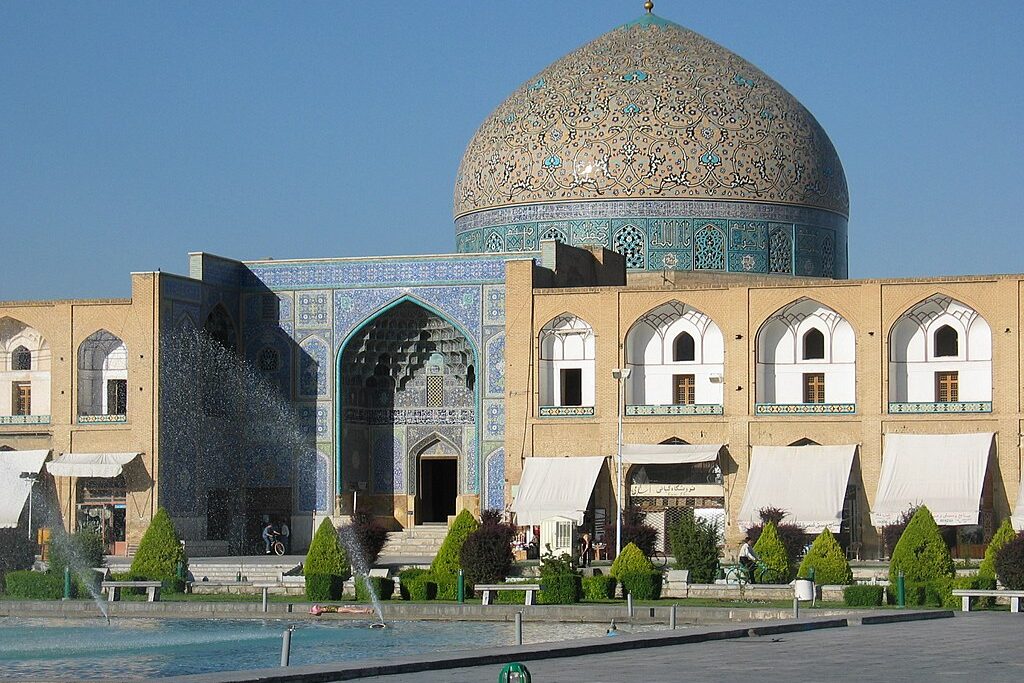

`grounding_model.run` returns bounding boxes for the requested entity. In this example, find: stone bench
[951,589,1024,613]
[101,580,162,602]
[477,583,541,606]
